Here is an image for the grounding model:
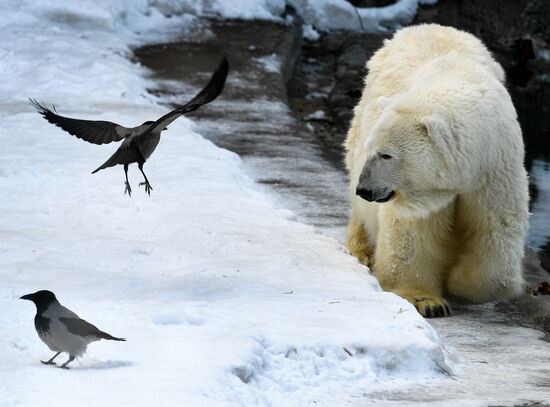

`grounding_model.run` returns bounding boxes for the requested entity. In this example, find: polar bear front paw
[409,296,452,318]
[391,288,452,318]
